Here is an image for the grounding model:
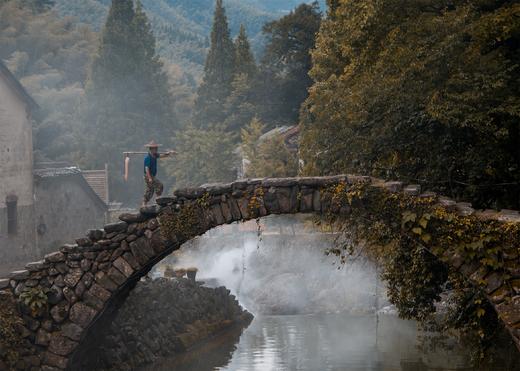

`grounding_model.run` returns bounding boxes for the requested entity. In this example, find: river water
[144,312,519,371]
